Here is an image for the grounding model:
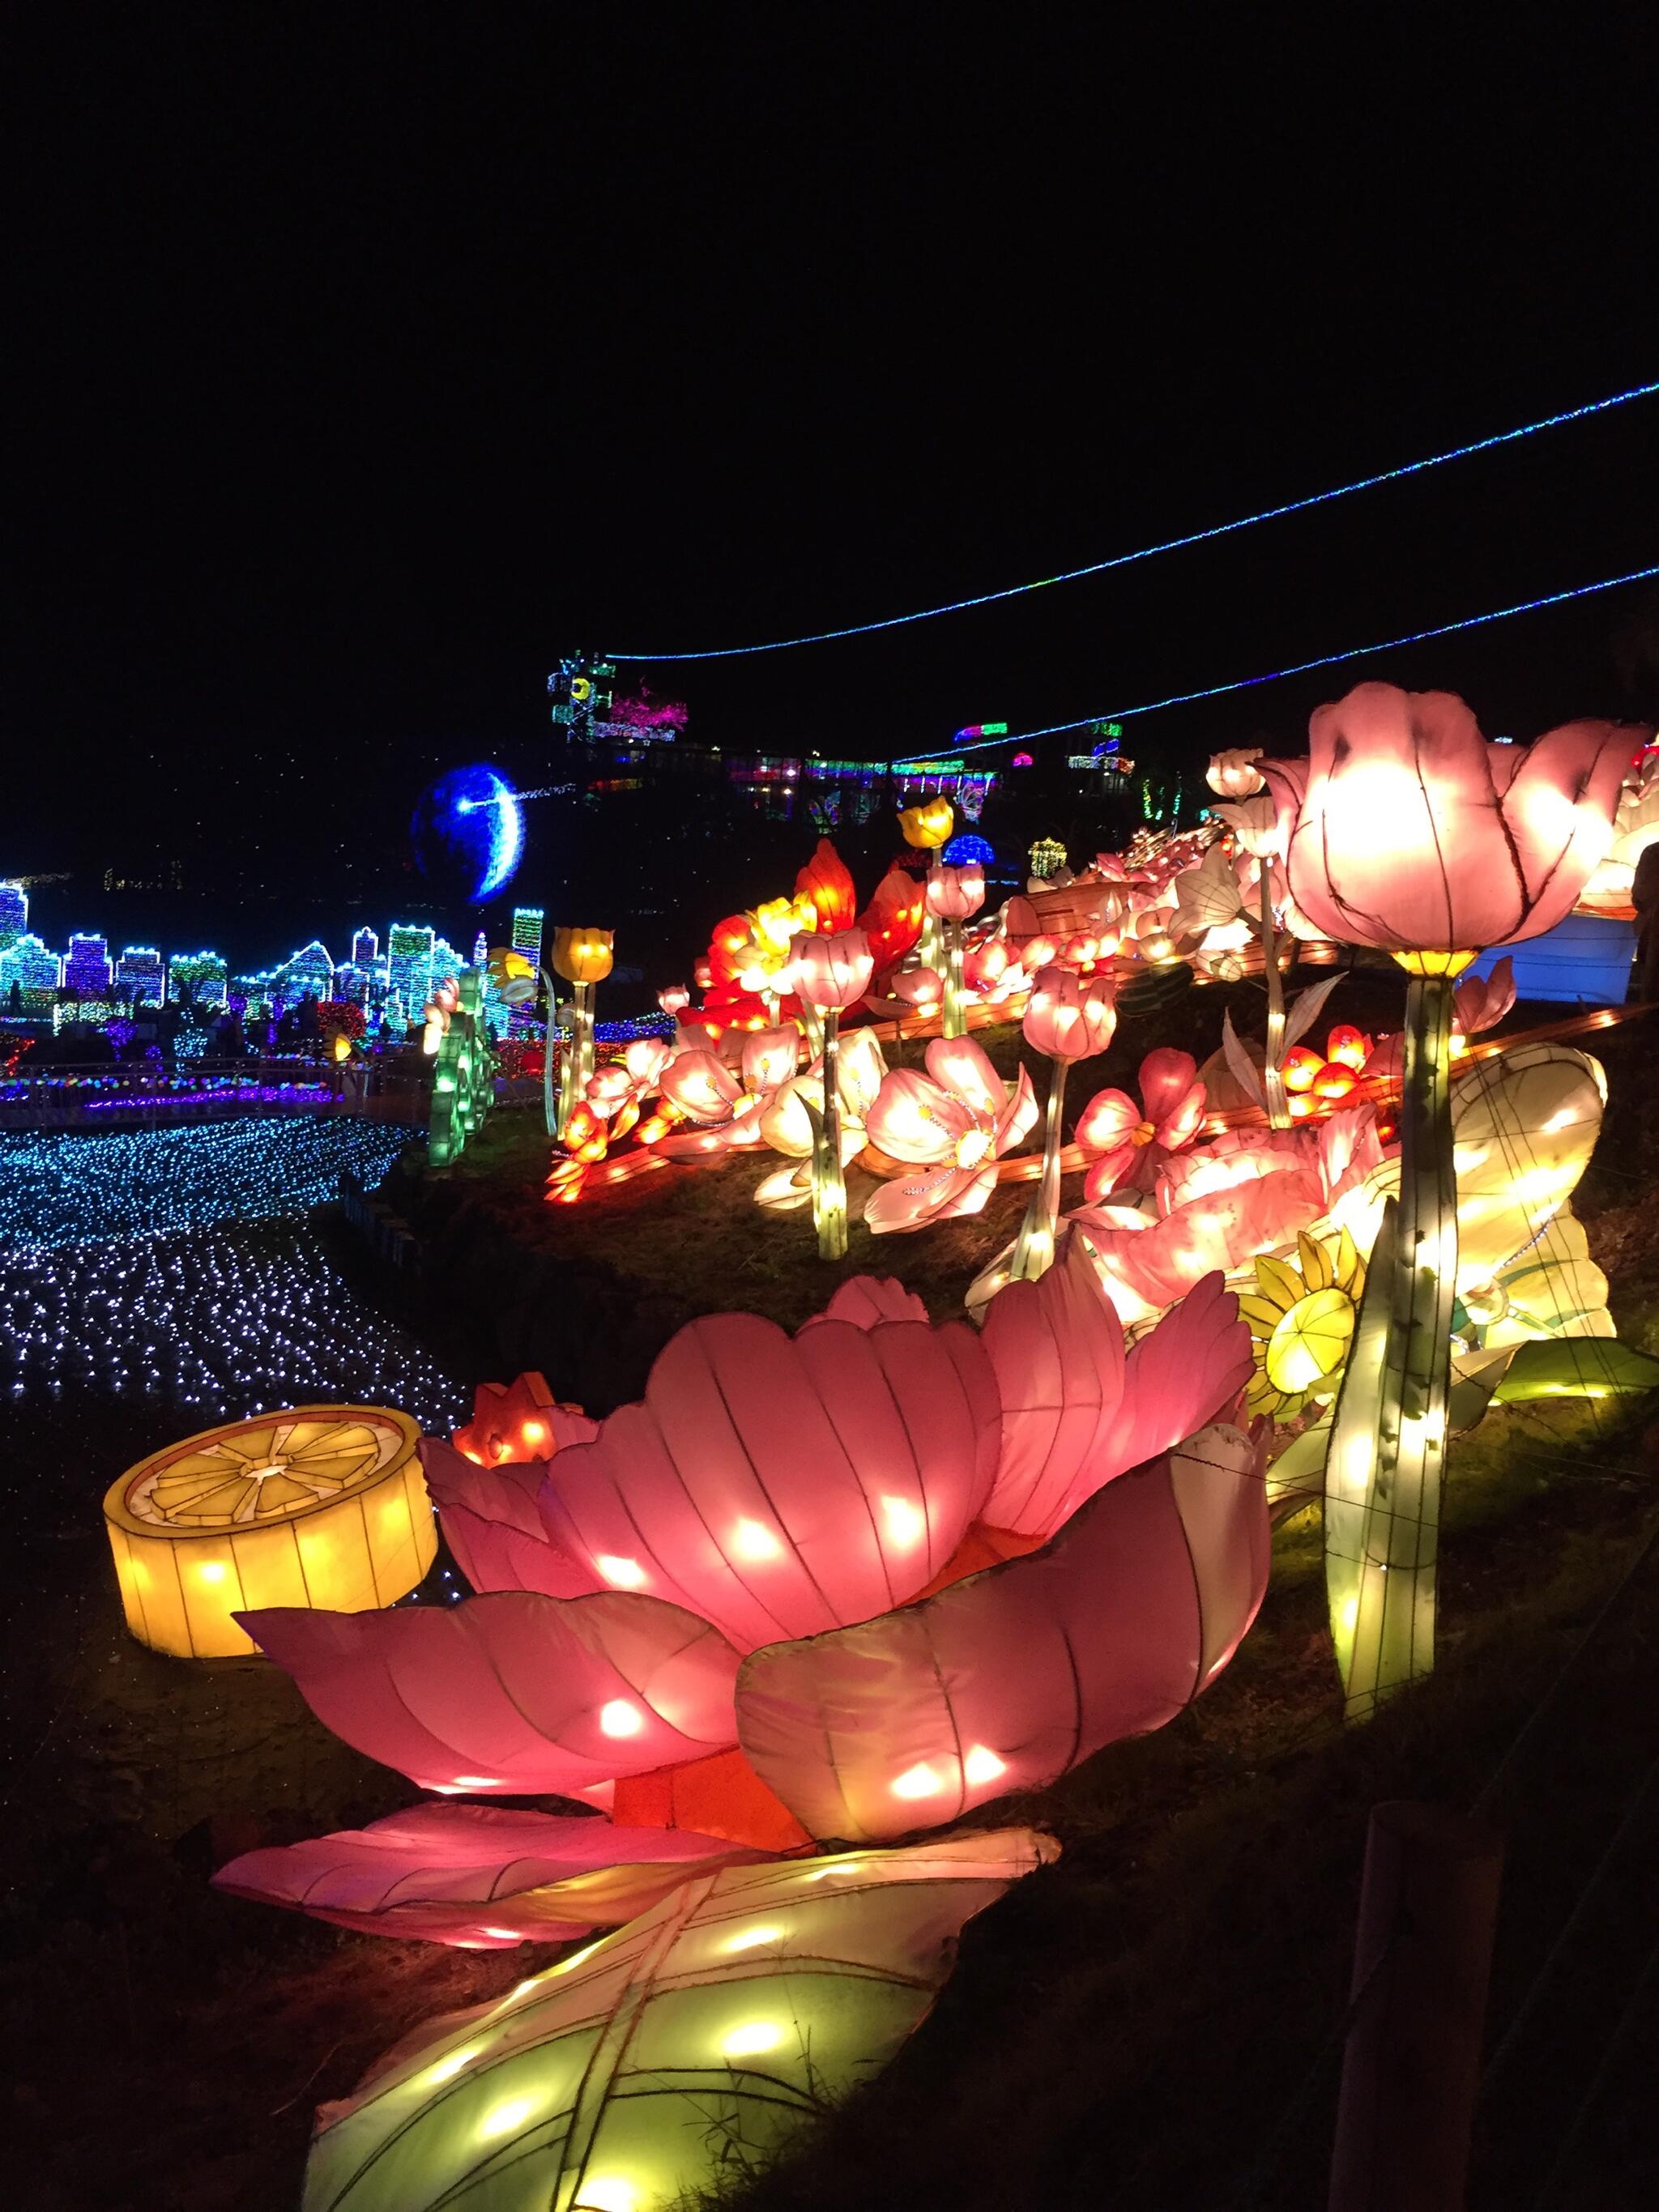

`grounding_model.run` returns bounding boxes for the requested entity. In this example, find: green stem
[1009,1055,1069,1282]
[1261,870,1290,1129]
[941,918,966,1038]
[541,967,559,1136]
[814,1008,847,1259]
[1325,970,1457,1716]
